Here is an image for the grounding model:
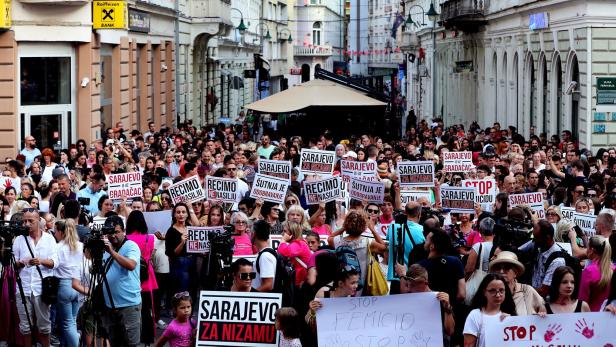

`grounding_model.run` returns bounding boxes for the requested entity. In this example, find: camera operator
[100,215,142,347]
[76,172,106,215]
[13,208,58,347]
